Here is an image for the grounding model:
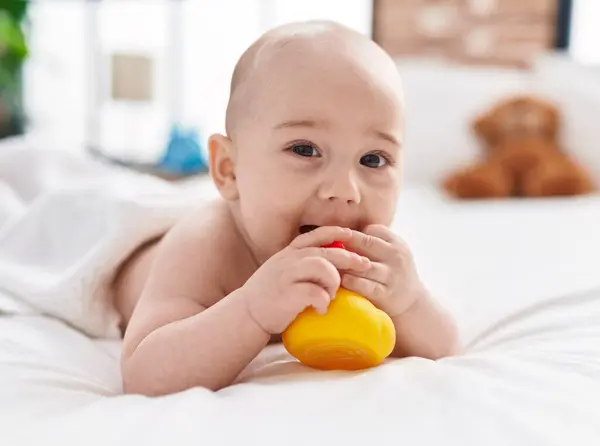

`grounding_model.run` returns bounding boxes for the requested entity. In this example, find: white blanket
[0,138,202,338]
[1,139,600,445]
